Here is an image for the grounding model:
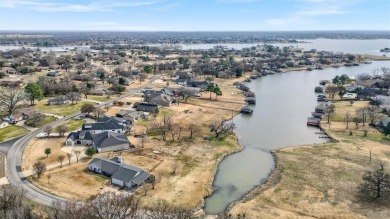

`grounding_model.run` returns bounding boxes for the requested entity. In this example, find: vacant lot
[57,119,86,132]
[35,101,97,116]
[22,137,67,170]
[0,125,29,142]
[86,95,111,102]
